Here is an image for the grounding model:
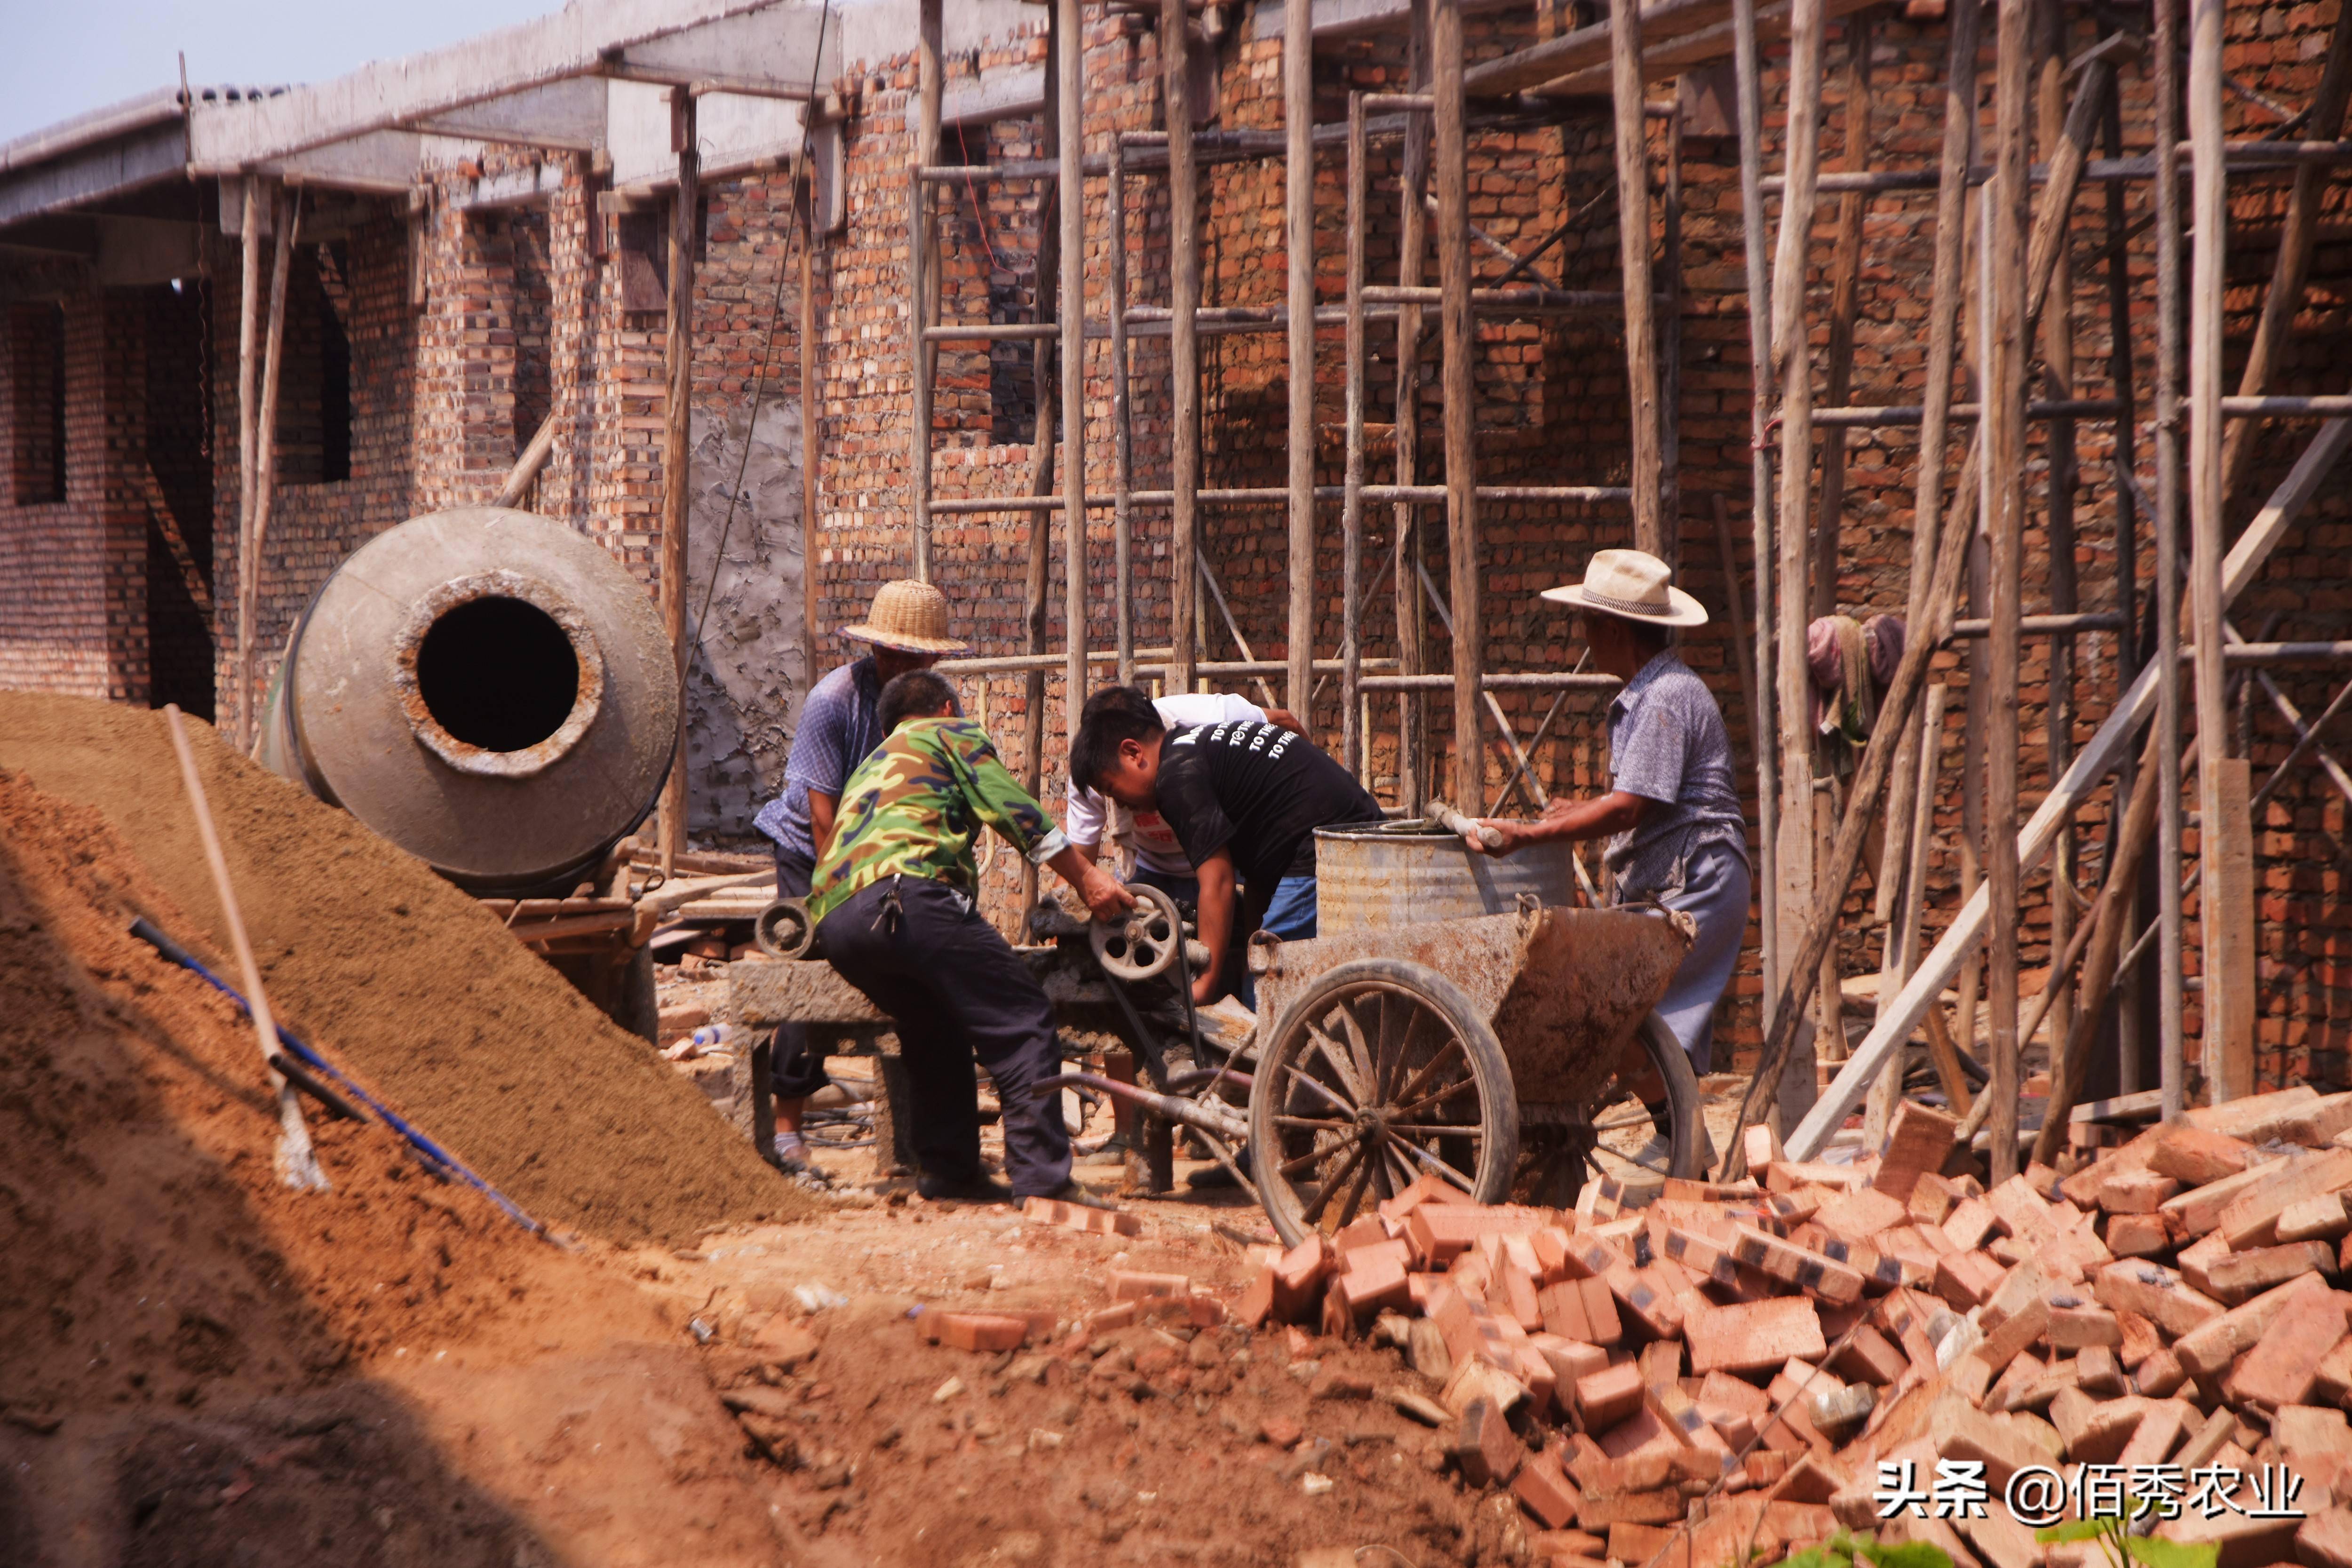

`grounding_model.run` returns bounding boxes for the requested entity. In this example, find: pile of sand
[0,693,809,1245]
[0,761,794,1562]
